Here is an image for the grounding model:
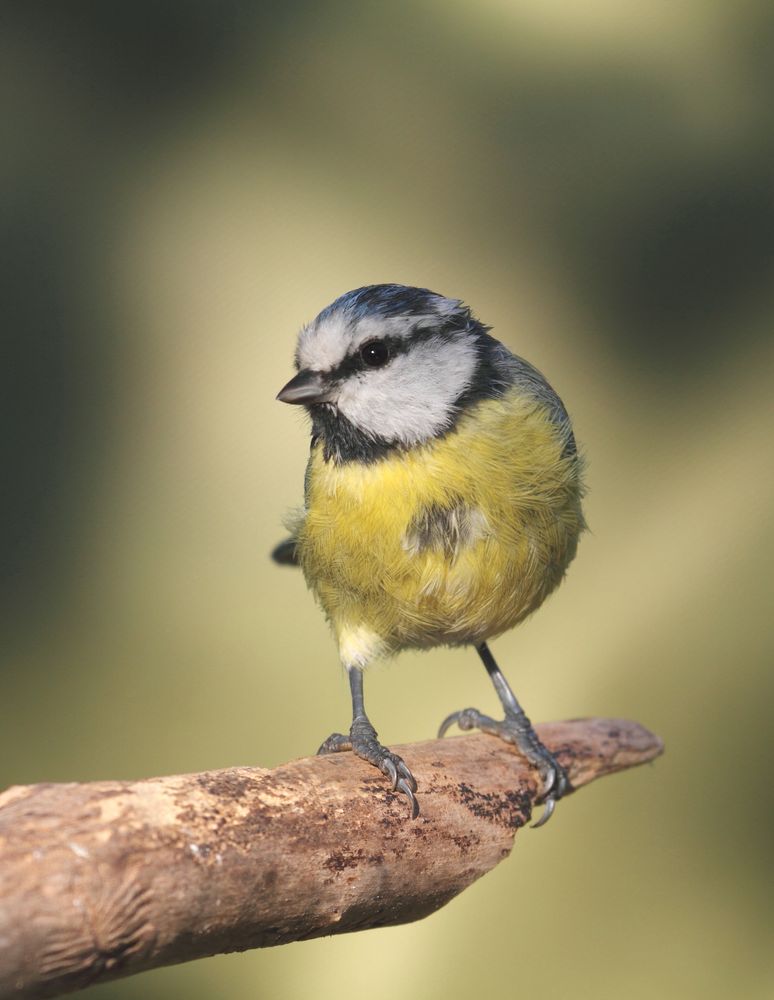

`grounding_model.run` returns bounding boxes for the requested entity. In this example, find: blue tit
[275,284,585,823]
